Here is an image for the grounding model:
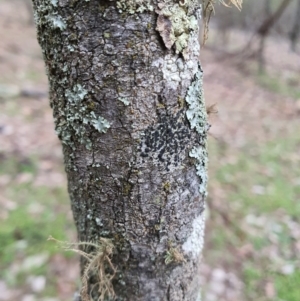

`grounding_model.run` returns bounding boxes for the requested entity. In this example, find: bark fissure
[32,0,208,300]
